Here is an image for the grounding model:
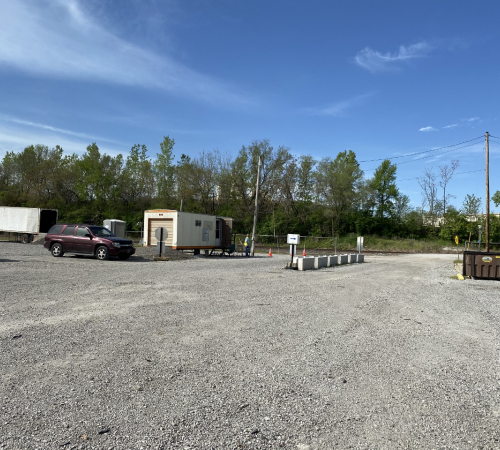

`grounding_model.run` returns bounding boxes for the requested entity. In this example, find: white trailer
[0,206,58,243]
[143,210,233,251]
